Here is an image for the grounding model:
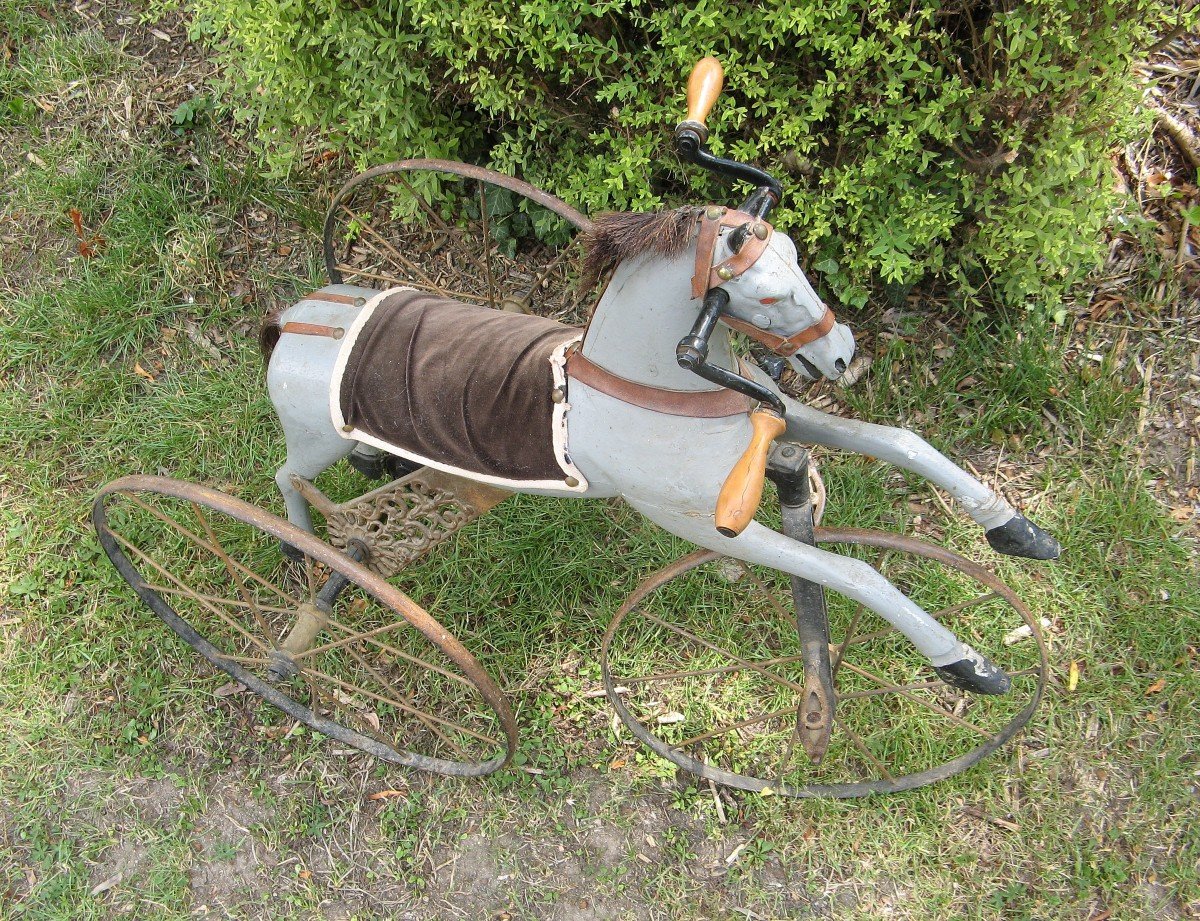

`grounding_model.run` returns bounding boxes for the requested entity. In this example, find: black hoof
[348,450,387,480]
[935,647,1011,695]
[347,451,422,481]
[279,540,304,562]
[383,455,422,480]
[986,513,1061,560]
